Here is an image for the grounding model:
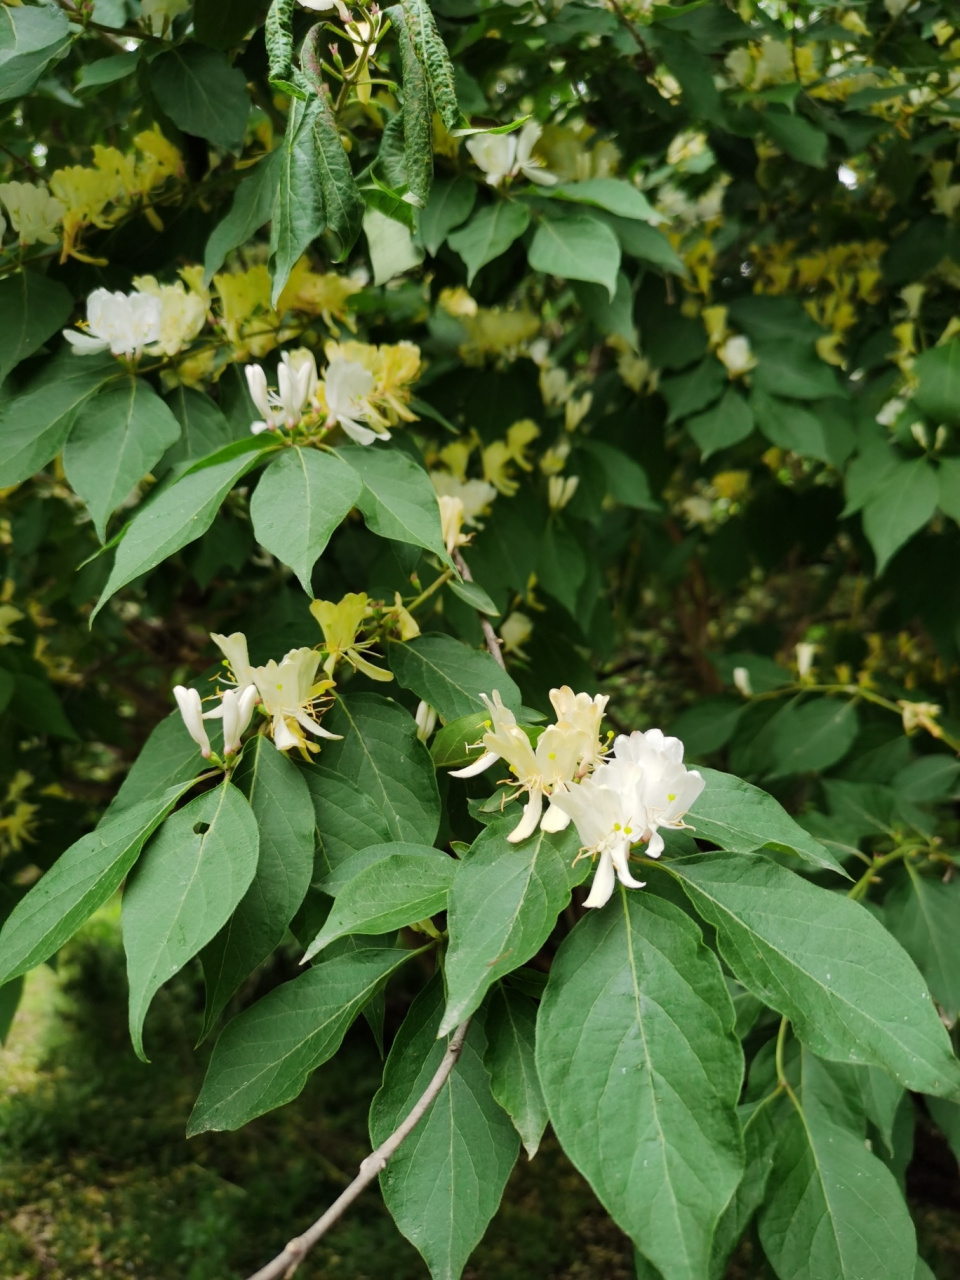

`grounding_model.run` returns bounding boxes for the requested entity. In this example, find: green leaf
[313,90,365,261]
[862,458,939,575]
[430,711,489,769]
[537,516,586,614]
[574,272,637,345]
[751,387,831,460]
[766,698,860,778]
[337,444,451,564]
[91,439,275,621]
[388,633,522,722]
[912,341,960,425]
[189,944,414,1133]
[269,95,326,304]
[399,0,464,134]
[390,4,432,209]
[63,378,182,541]
[0,356,116,488]
[0,783,192,987]
[420,177,476,256]
[660,357,726,423]
[363,205,424,285]
[0,975,23,1045]
[610,217,686,273]
[447,578,500,616]
[302,764,393,879]
[316,839,444,898]
[763,108,829,168]
[709,1100,780,1280]
[687,767,846,875]
[264,0,295,86]
[687,387,754,458]
[751,347,842,402]
[194,0,266,49]
[304,850,455,958]
[204,151,282,284]
[759,1110,916,1280]
[527,214,621,300]
[200,738,315,1039]
[448,203,530,286]
[250,447,362,594]
[0,2,71,104]
[369,977,519,1280]
[666,854,960,1097]
[105,712,205,817]
[0,271,72,382]
[321,694,441,844]
[886,868,960,1025]
[9,673,76,739]
[75,51,140,93]
[148,46,251,153]
[122,782,260,1061]
[547,178,661,224]
[483,985,548,1159]
[439,820,578,1036]
[581,440,658,510]
[536,891,744,1280]
[163,385,235,468]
